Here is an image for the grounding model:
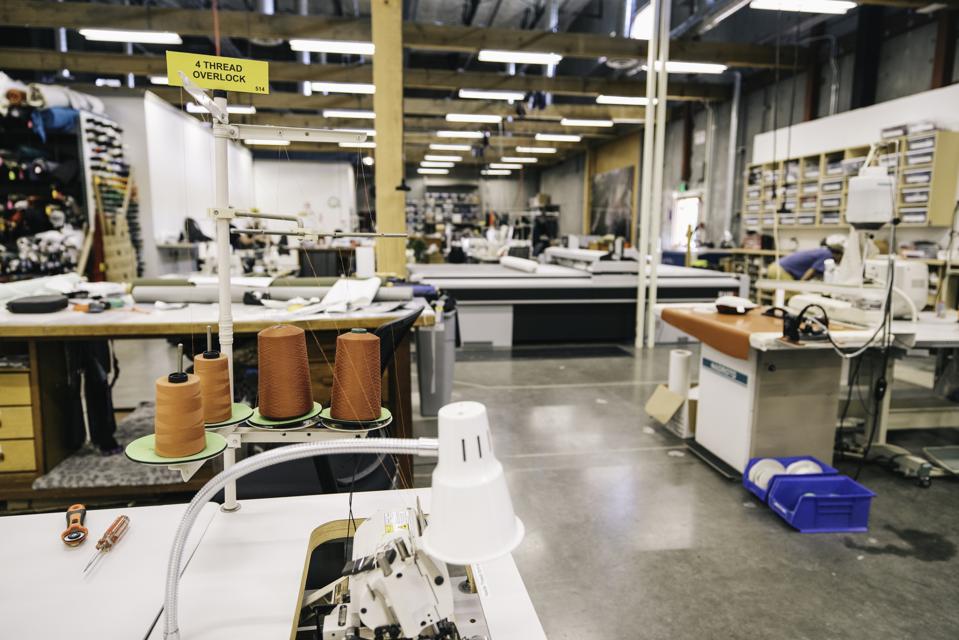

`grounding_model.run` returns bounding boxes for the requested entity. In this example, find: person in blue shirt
[768,236,845,281]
